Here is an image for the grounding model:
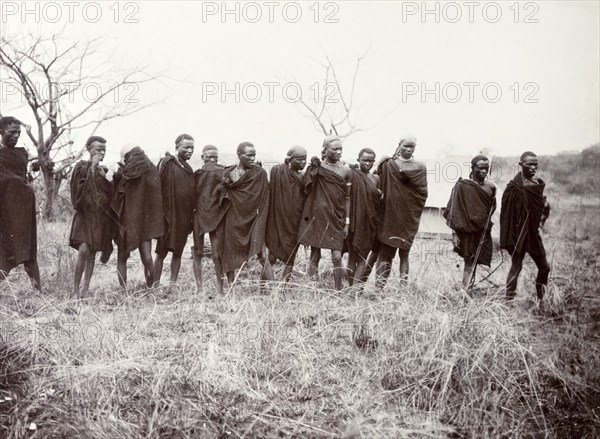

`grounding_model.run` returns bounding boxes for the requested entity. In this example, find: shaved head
[202,144,218,153]
[520,151,537,162]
